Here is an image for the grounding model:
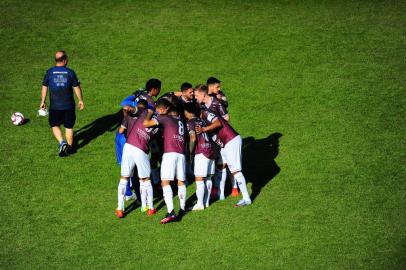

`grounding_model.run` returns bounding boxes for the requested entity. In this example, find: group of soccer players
[115,77,252,224]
